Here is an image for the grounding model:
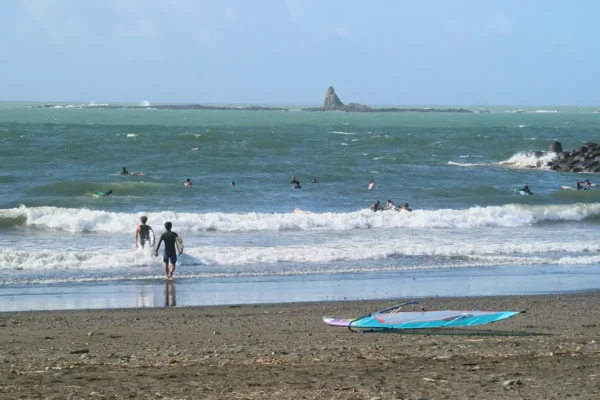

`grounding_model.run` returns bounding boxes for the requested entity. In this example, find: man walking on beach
[155,221,179,280]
